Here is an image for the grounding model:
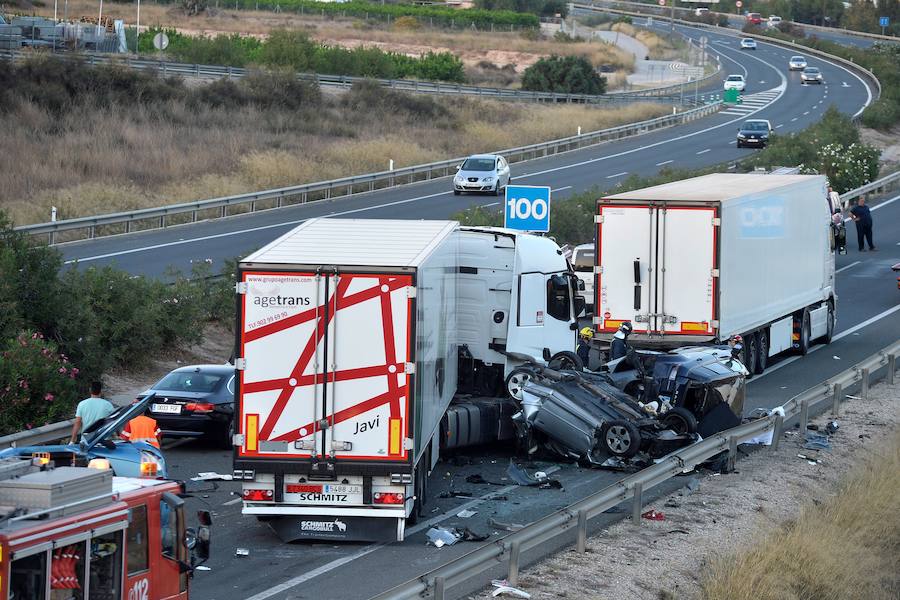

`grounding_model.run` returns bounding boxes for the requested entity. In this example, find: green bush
[861,98,900,131]
[521,55,607,95]
[473,0,567,18]
[0,332,81,436]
